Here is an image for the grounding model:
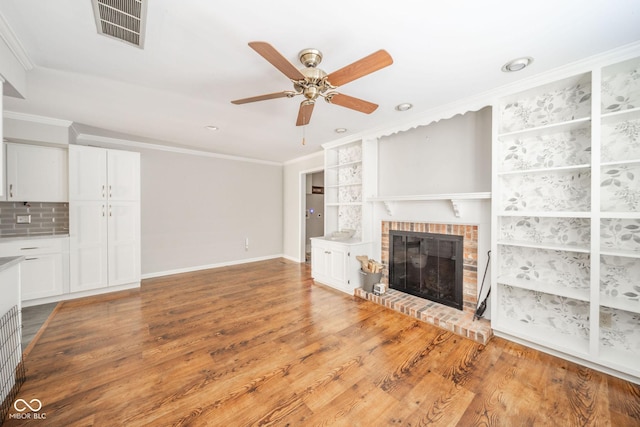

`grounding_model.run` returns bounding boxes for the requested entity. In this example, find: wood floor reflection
[5,259,640,426]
